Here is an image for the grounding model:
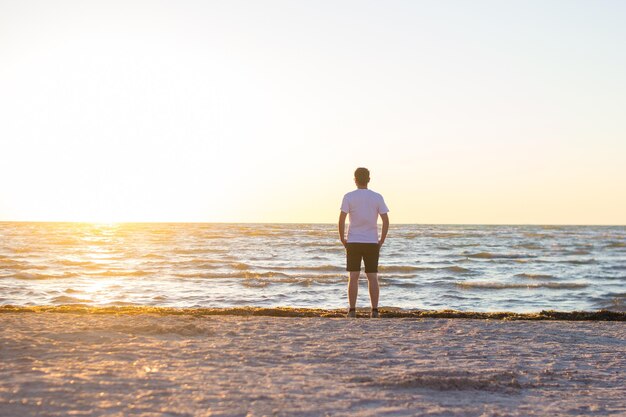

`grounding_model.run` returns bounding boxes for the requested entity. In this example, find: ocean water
[0,222,624,312]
